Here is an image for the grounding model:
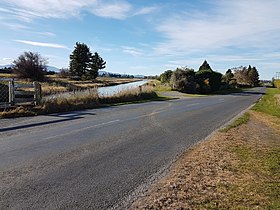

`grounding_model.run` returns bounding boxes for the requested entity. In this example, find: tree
[69,42,91,78]
[222,69,234,84]
[69,42,106,80]
[248,66,260,87]
[160,70,173,83]
[233,65,259,87]
[195,61,222,93]
[198,60,213,72]
[170,68,196,93]
[86,52,106,80]
[13,51,46,81]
